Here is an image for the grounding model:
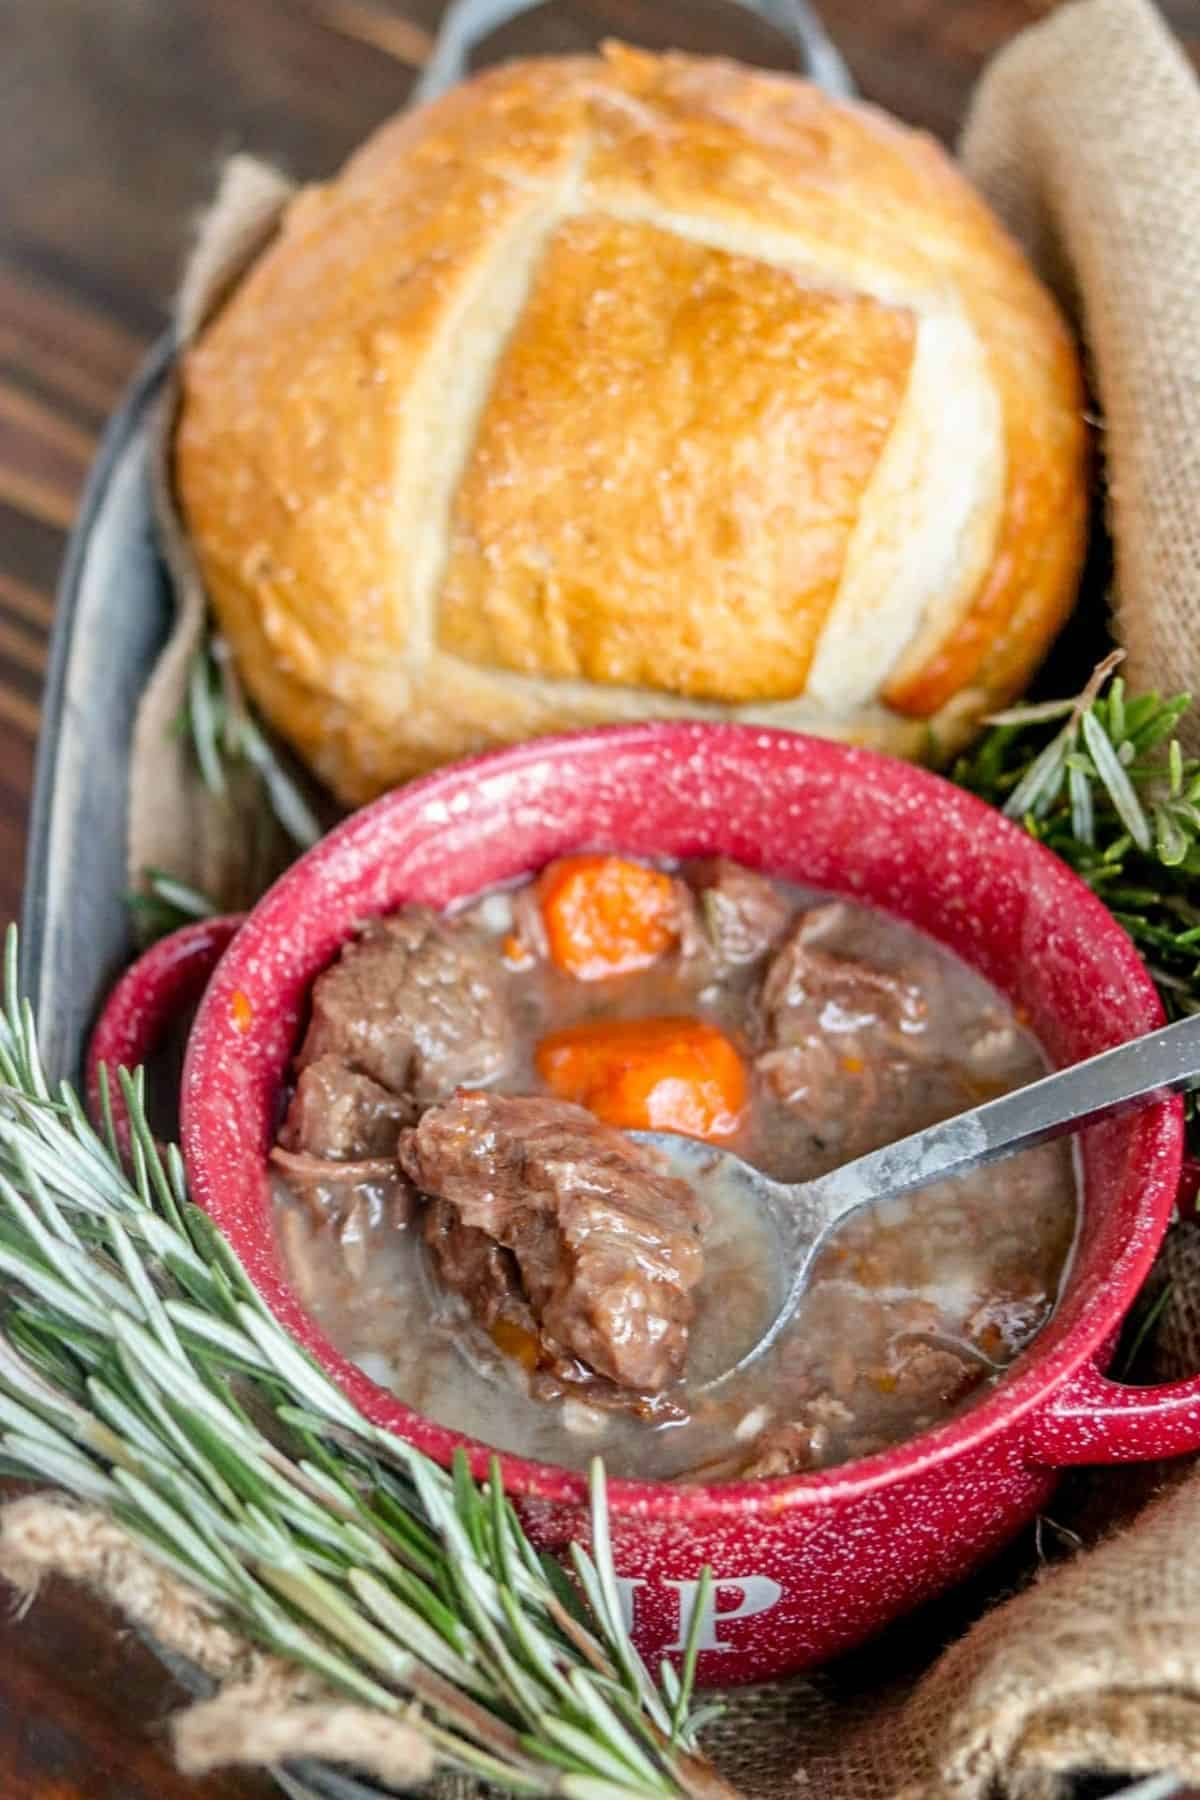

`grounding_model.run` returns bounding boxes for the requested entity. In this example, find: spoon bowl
[635,1005,1200,1390]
